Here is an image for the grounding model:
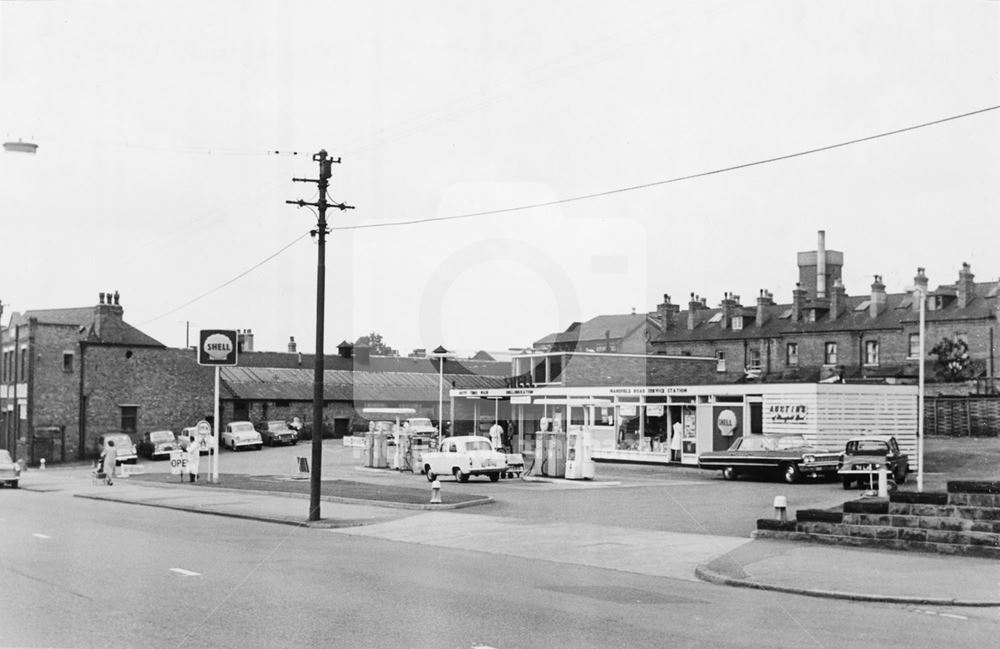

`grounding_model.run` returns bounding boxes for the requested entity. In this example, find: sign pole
[213,365,220,484]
